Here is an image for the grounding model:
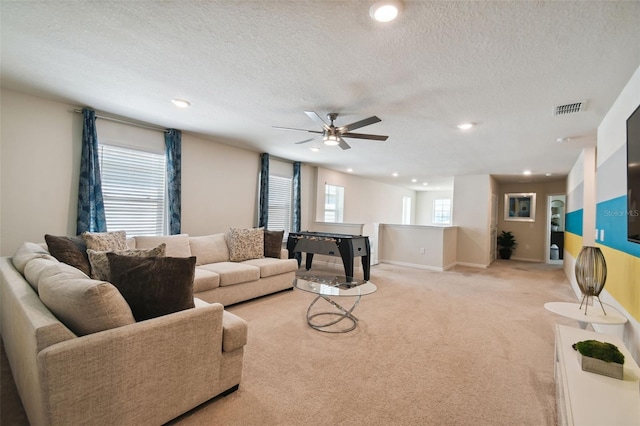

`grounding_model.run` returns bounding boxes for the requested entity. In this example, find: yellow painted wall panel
[564,232,583,259]
[599,245,640,322]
